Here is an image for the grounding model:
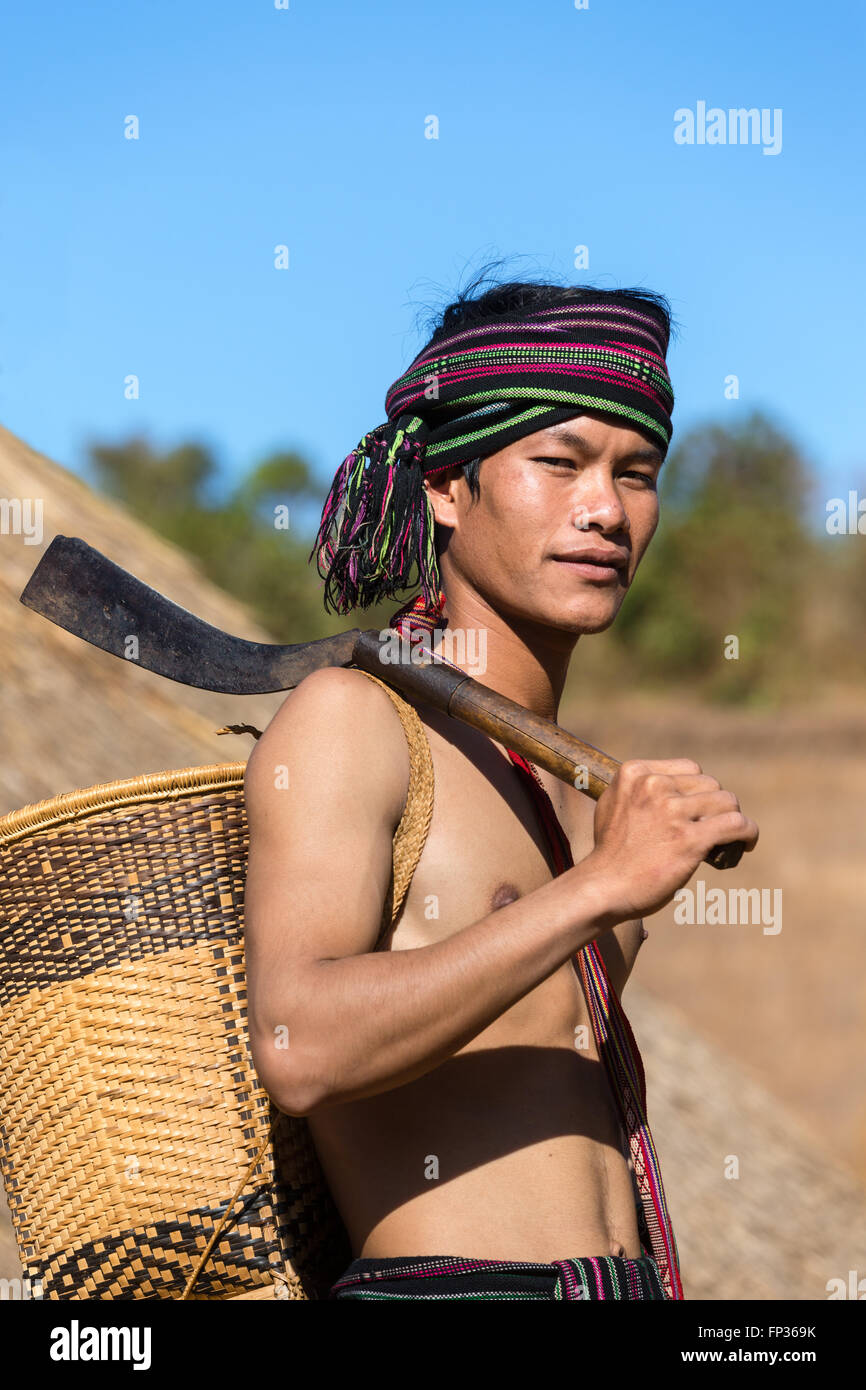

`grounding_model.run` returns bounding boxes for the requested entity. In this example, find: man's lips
[550,547,629,581]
